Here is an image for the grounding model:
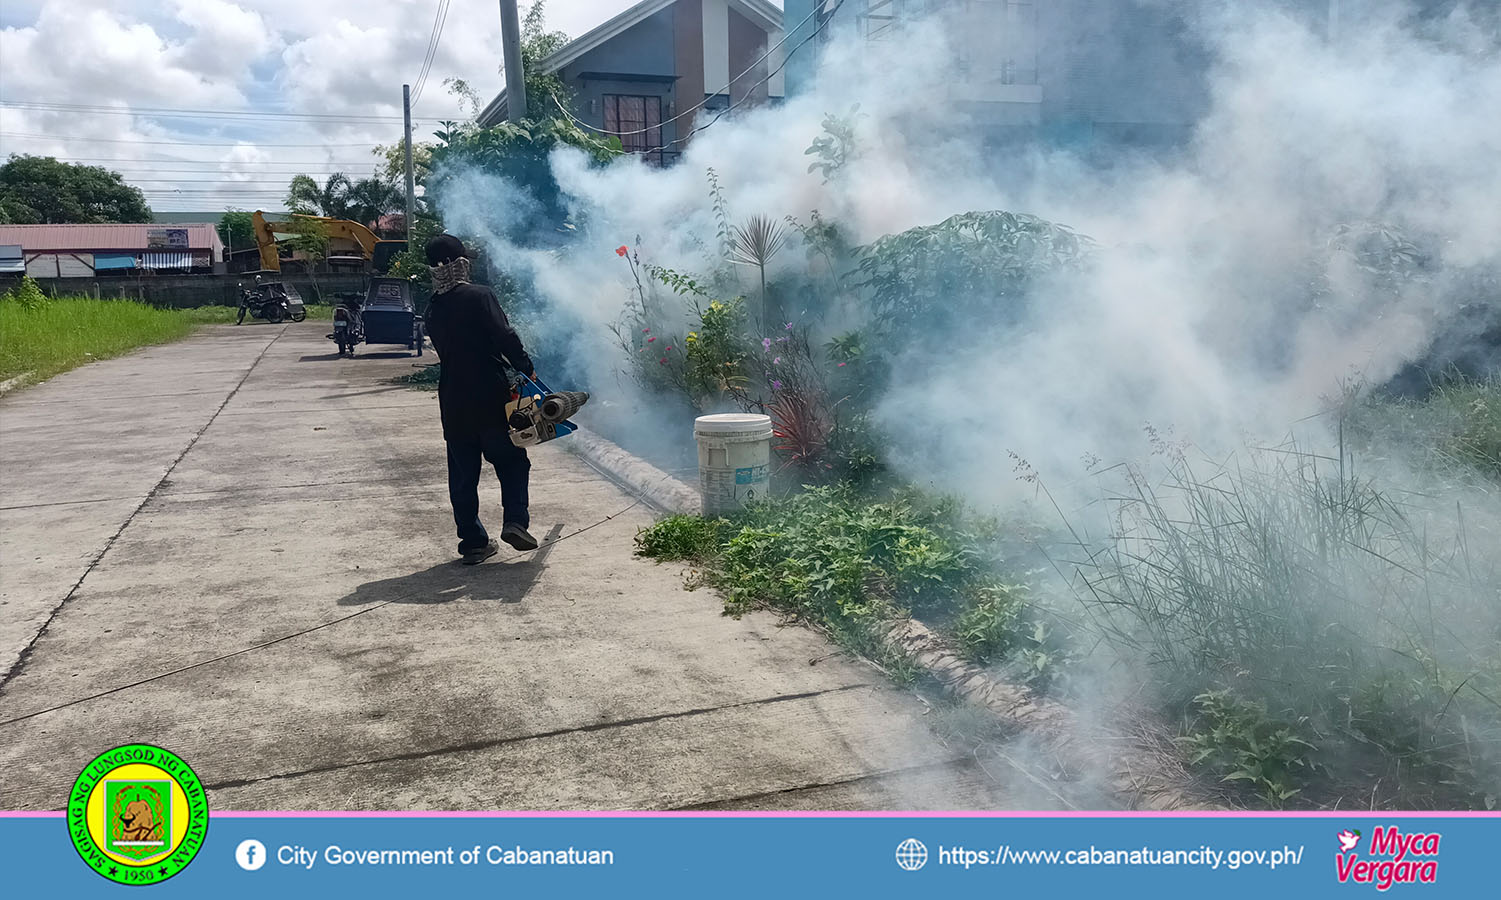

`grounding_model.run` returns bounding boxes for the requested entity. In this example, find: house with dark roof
[478,0,784,166]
